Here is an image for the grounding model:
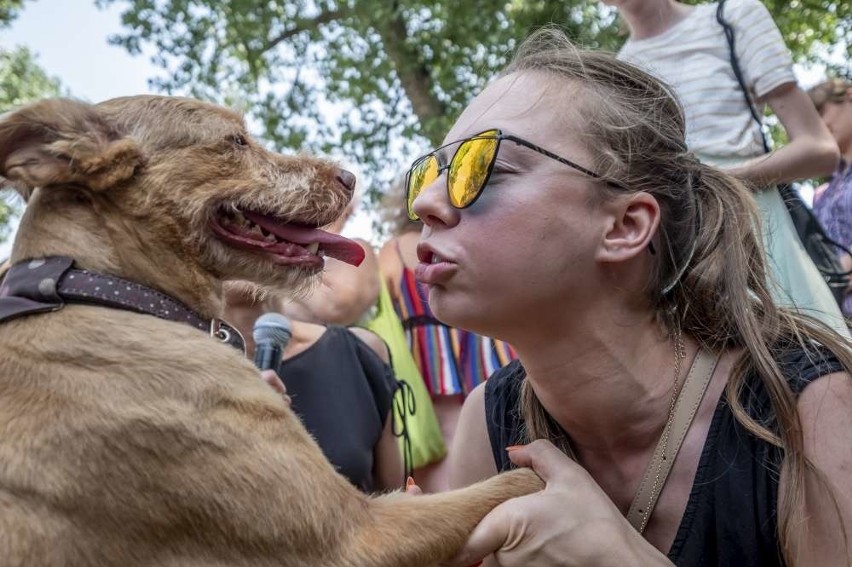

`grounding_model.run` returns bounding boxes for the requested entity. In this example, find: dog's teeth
[305,242,320,254]
[264,232,277,243]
